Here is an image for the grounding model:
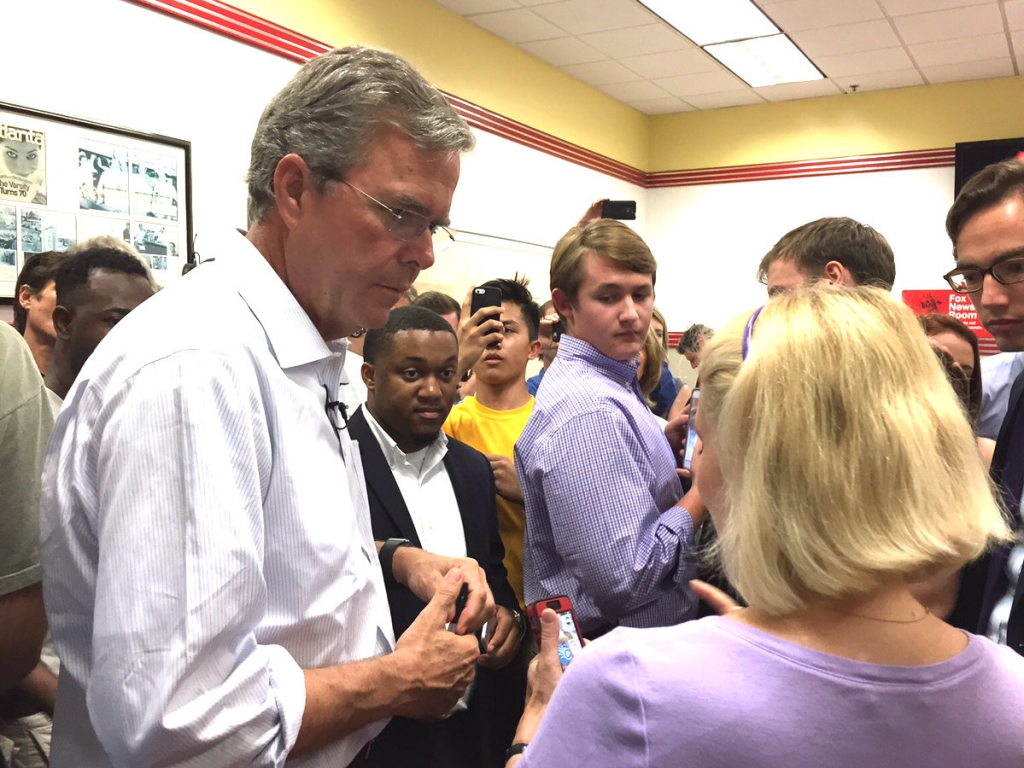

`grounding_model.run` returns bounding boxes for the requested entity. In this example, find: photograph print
[0,123,46,205]
[131,151,178,221]
[79,141,130,214]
